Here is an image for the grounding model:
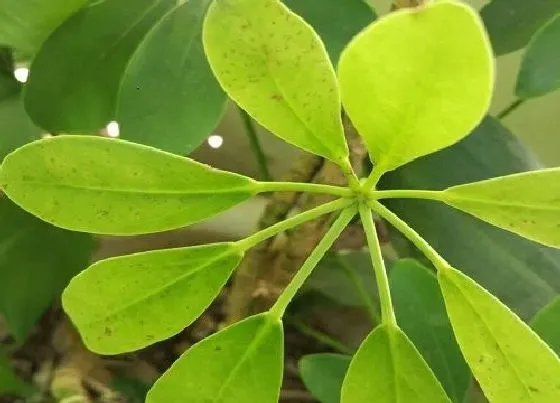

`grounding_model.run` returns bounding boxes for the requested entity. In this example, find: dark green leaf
[480,0,560,55]
[63,243,244,354]
[390,259,469,403]
[0,0,88,54]
[117,0,226,155]
[305,251,377,307]
[24,0,176,133]
[0,196,92,340]
[0,351,31,397]
[379,116,560,319]
[0,136,257,235]
[0,94,41,160]
[517,14,560,99]
[531,296,560,355]
[299,353,351,403]
[283,0,375,64]
[147,313,283,402]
